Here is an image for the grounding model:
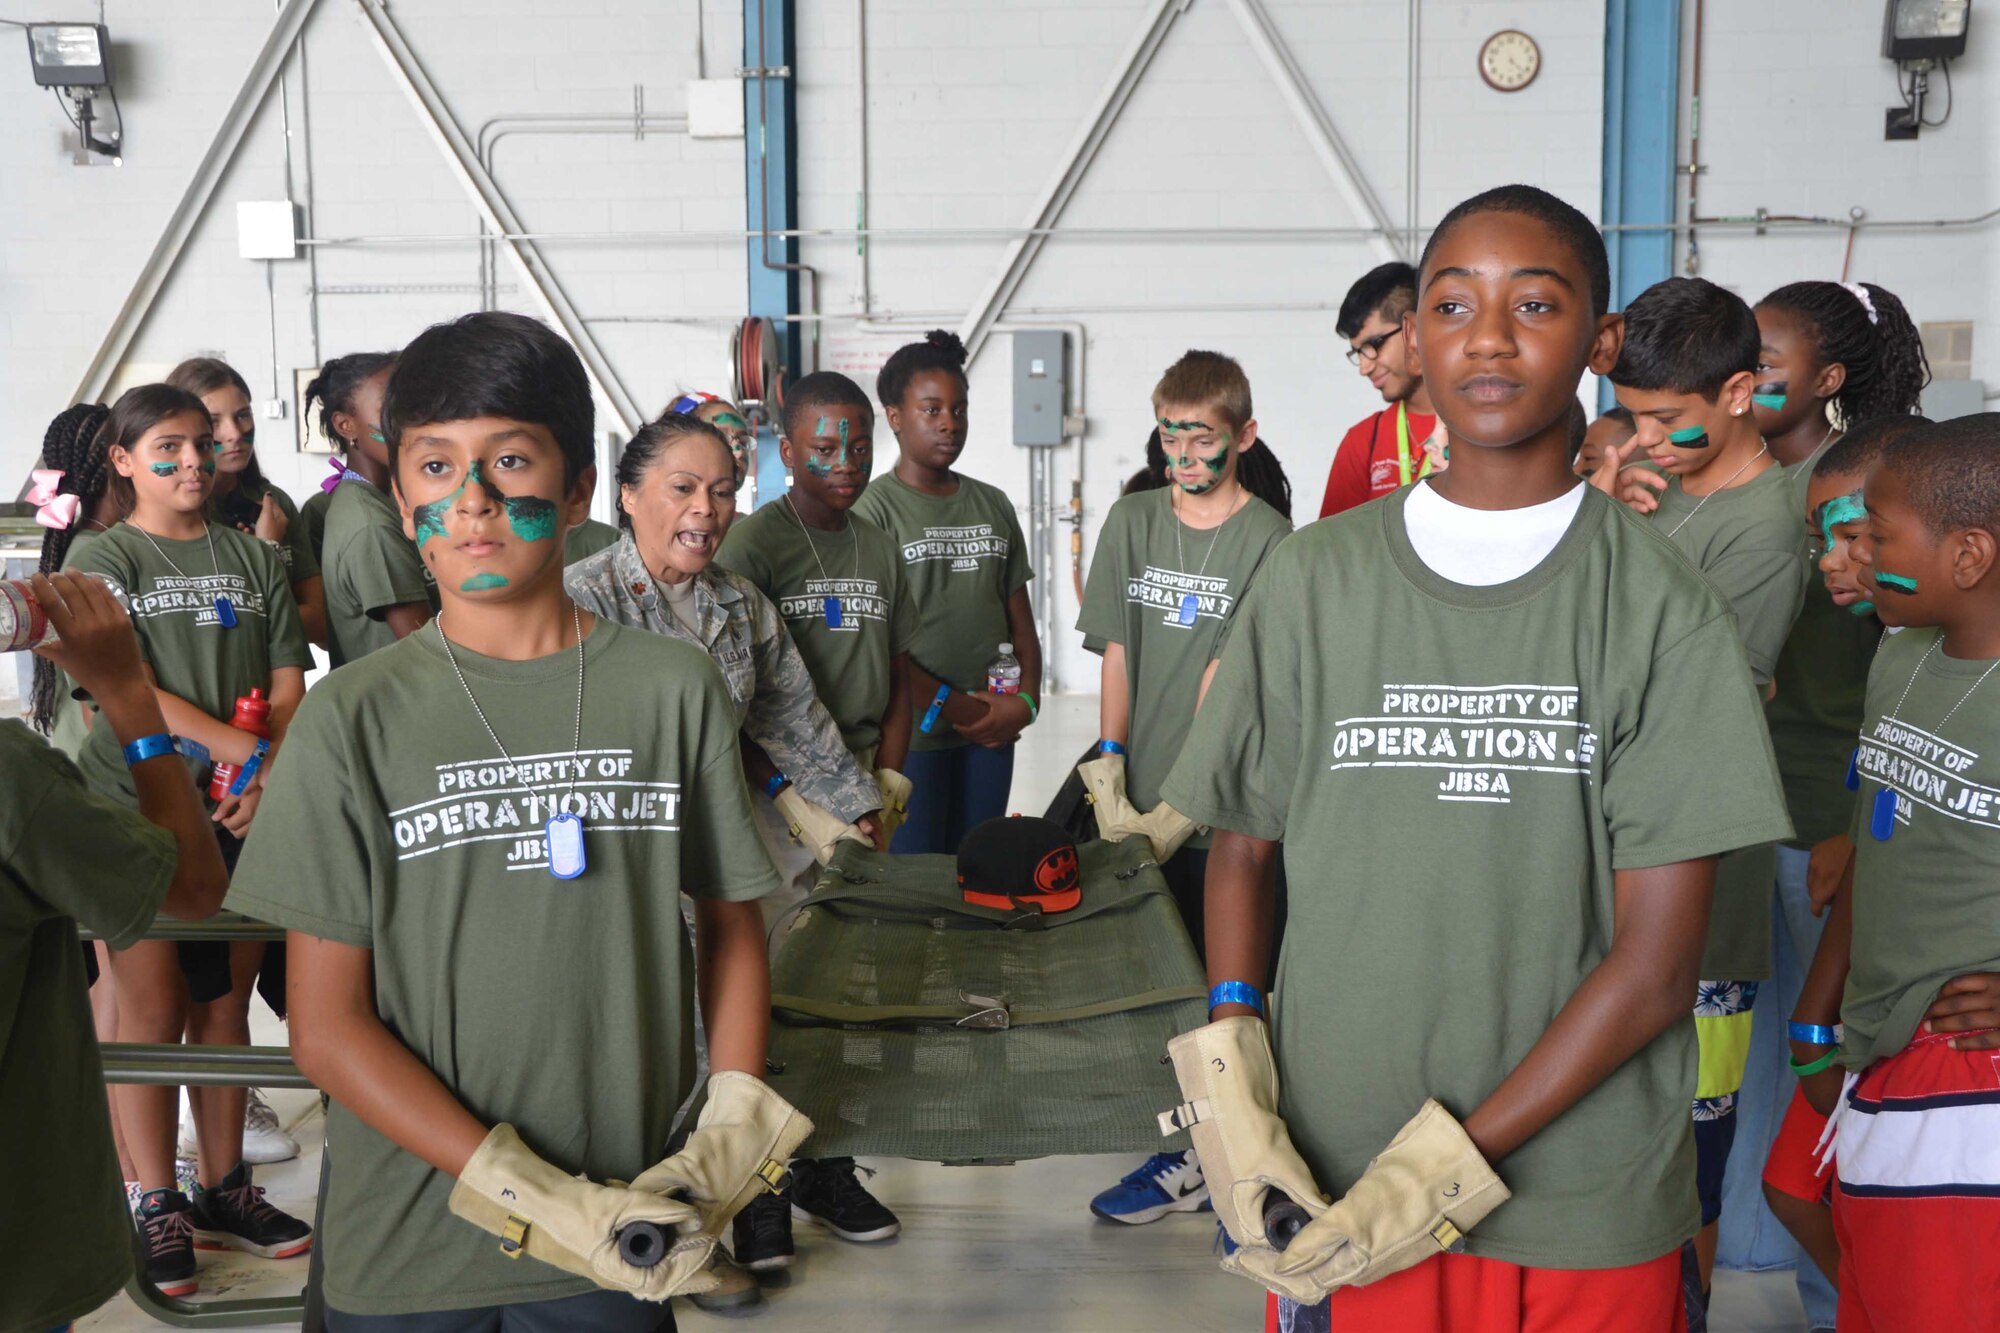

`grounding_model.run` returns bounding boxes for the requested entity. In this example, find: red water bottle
[209,687,272,801]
